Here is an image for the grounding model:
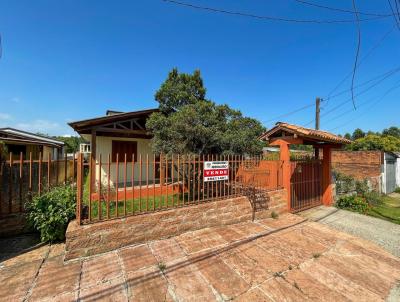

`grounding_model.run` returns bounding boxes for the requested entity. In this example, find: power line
[303,66,400,126]
[161,0,388,24]
[350,0,361,109]
[294,0,393,17]
[328,79,400,131]
[327,66,400,100]
[324,80,400,126]
[262,102,315,124]
[388,0,400,29]
[325,25,396,100]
